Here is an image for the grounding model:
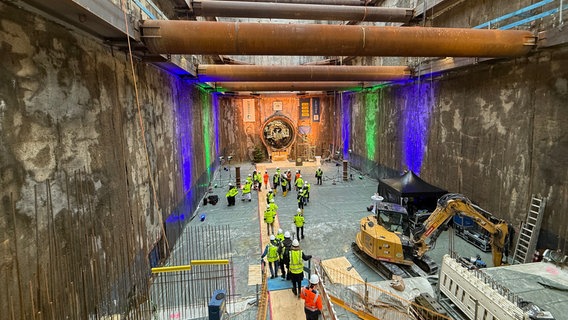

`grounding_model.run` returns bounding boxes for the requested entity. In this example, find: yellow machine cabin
[355,202,415,266]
